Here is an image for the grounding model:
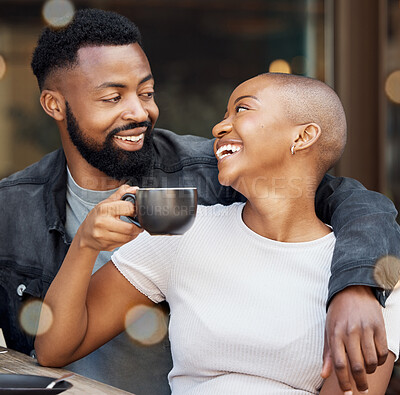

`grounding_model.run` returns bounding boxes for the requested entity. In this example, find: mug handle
[121,193,142,228]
